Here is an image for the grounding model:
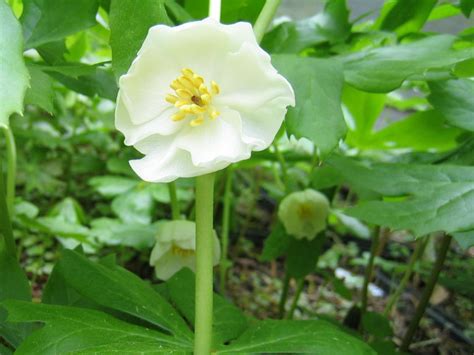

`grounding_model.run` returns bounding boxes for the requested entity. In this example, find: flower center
[171,244,195,257]
[297,202,314,220]
[165,68,220,127]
